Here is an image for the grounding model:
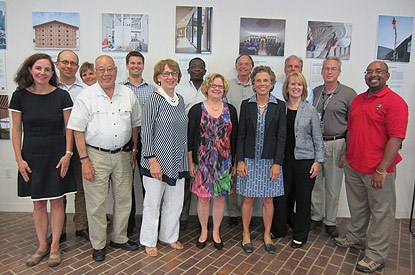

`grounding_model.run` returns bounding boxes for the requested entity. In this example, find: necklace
[258,103,267,108]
